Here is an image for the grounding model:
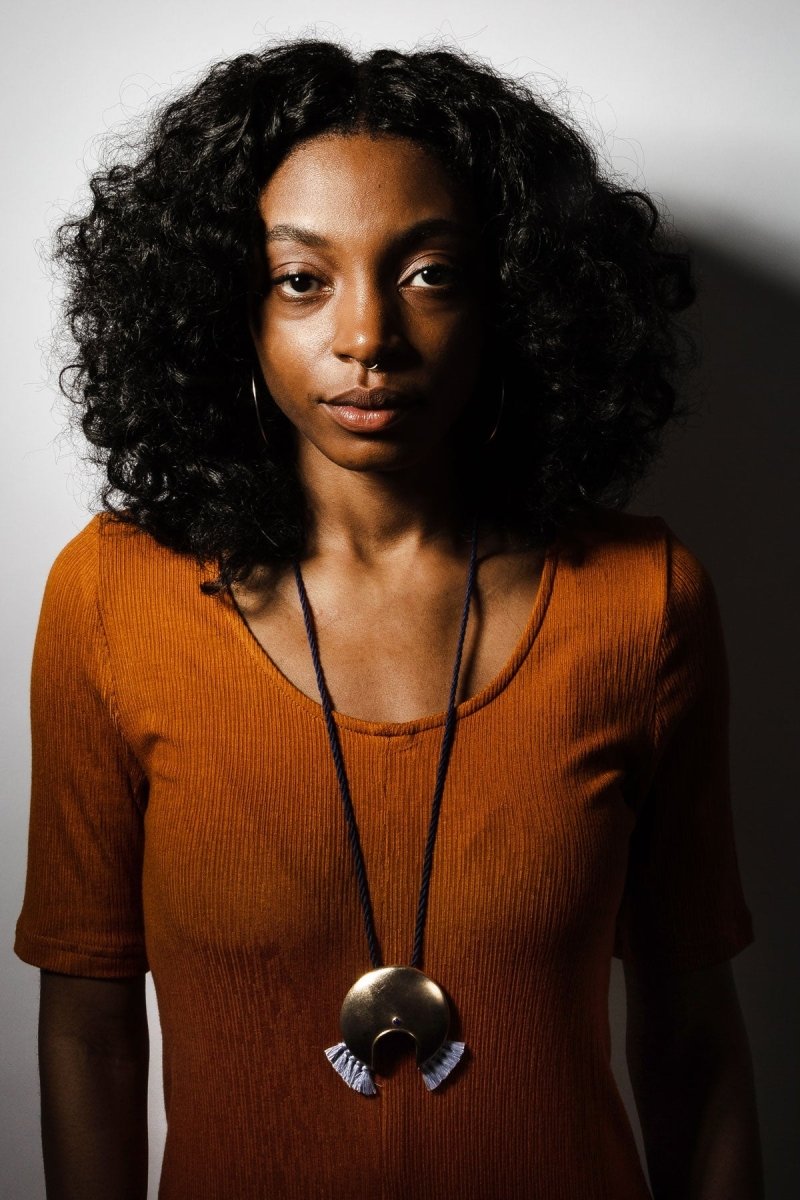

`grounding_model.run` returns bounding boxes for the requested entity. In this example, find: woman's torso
[96,507,658,1198]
